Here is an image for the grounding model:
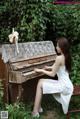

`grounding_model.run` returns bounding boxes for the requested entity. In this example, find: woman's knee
[39,78,45,83]
[37,78,44,88]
